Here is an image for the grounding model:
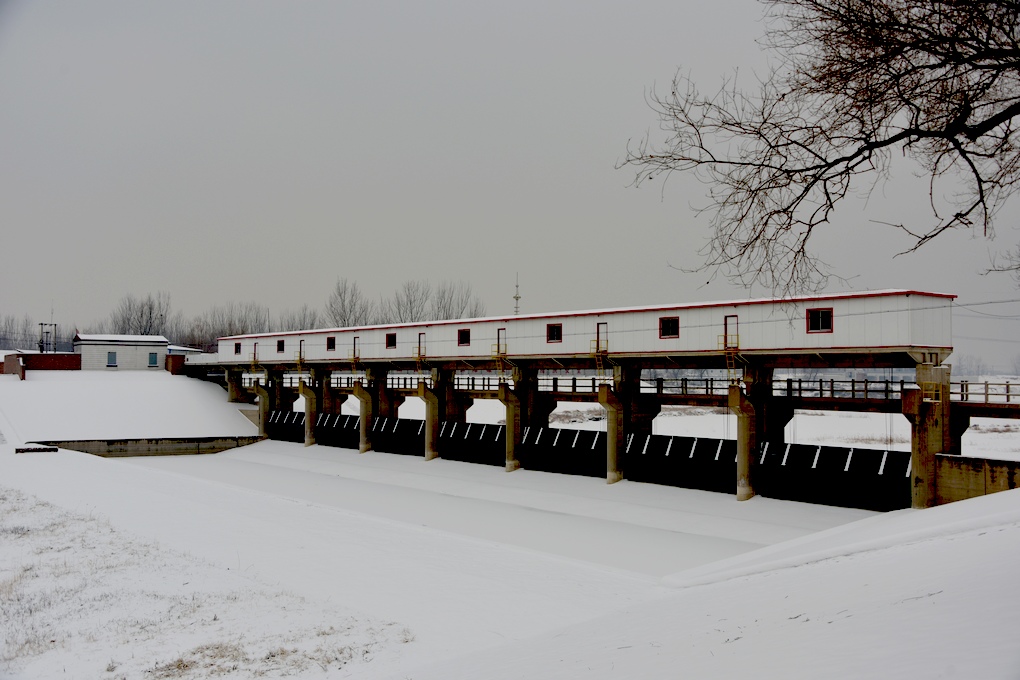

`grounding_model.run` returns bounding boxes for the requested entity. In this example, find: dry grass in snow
[0,486,411,679]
